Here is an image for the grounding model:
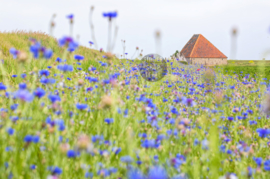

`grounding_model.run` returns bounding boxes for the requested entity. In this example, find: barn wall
[186,58,227,65]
